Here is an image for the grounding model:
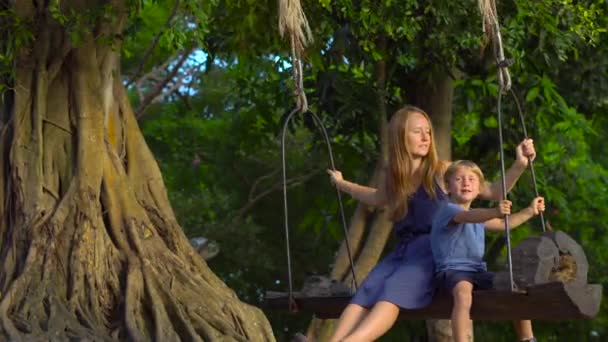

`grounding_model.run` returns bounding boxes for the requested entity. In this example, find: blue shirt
[430,201,487,273]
